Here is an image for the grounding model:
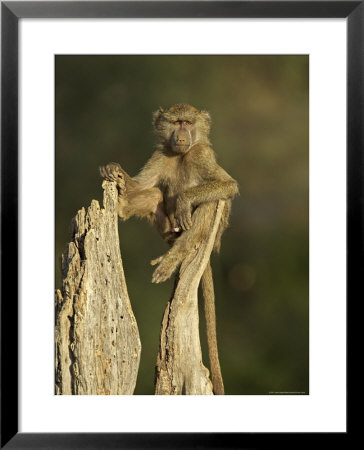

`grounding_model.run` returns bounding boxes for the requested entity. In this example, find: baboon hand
[175,195,192,231]
[99,162,125,186]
